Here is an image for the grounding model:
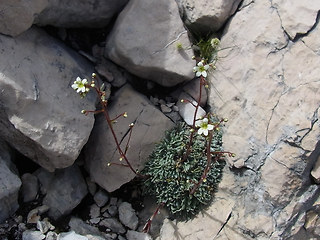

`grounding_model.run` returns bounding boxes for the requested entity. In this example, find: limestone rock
[93,190,109,207]
[34,0,128,28]
[157,0,320,239]
[126,230,152,240]
[0,154,21,223]
[311,155,320,184]
[0,0,48,36]
[0,27,95,171]
[105,0,194,87]
[176,92,206,125]
[58,231,88,240]
[118,202,139,230]
[271,0,320,39]
[85,84,174,192]
[99,218,125,234]
[22,230,45,240]
[176,0,242,33]
[41,165,88,220]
